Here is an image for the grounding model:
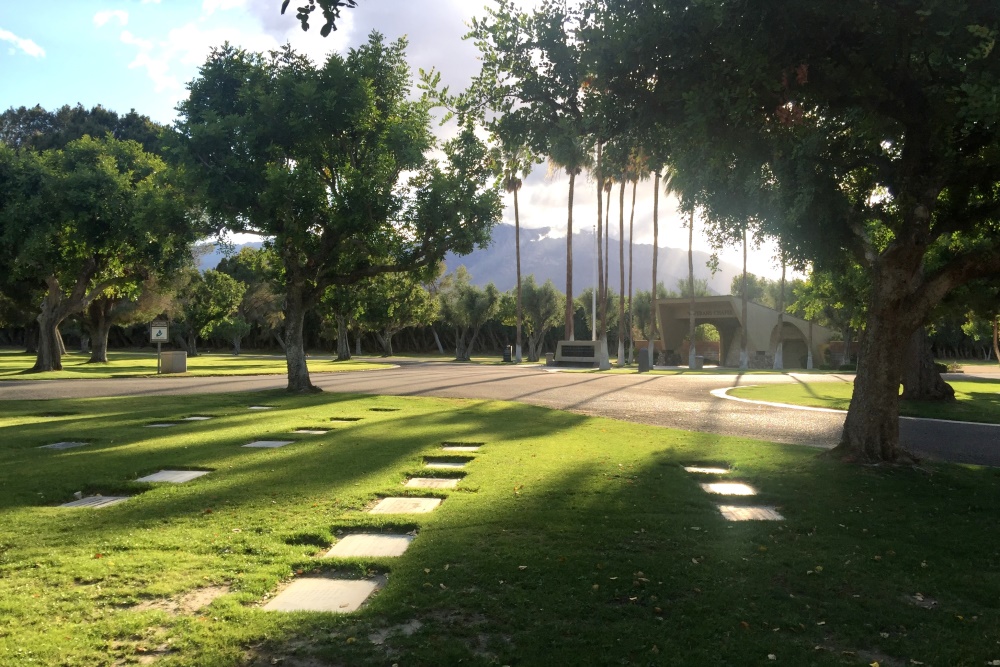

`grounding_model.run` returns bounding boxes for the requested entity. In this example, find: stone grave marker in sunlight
[243,440,295,449]
[424,458,468,470]
[263,575,385,613]
[61,496,130,508]
[181,416,213,421]
[368,497,442,514]
[718,505,785,521]
[441,442,483,452]
[293,429,329,435]
[405,477,460,489]
[145,423,177,428]
[700,482,757,496]
[325,534,414,558]
[137,470,210,483]
[248,406,274,410]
